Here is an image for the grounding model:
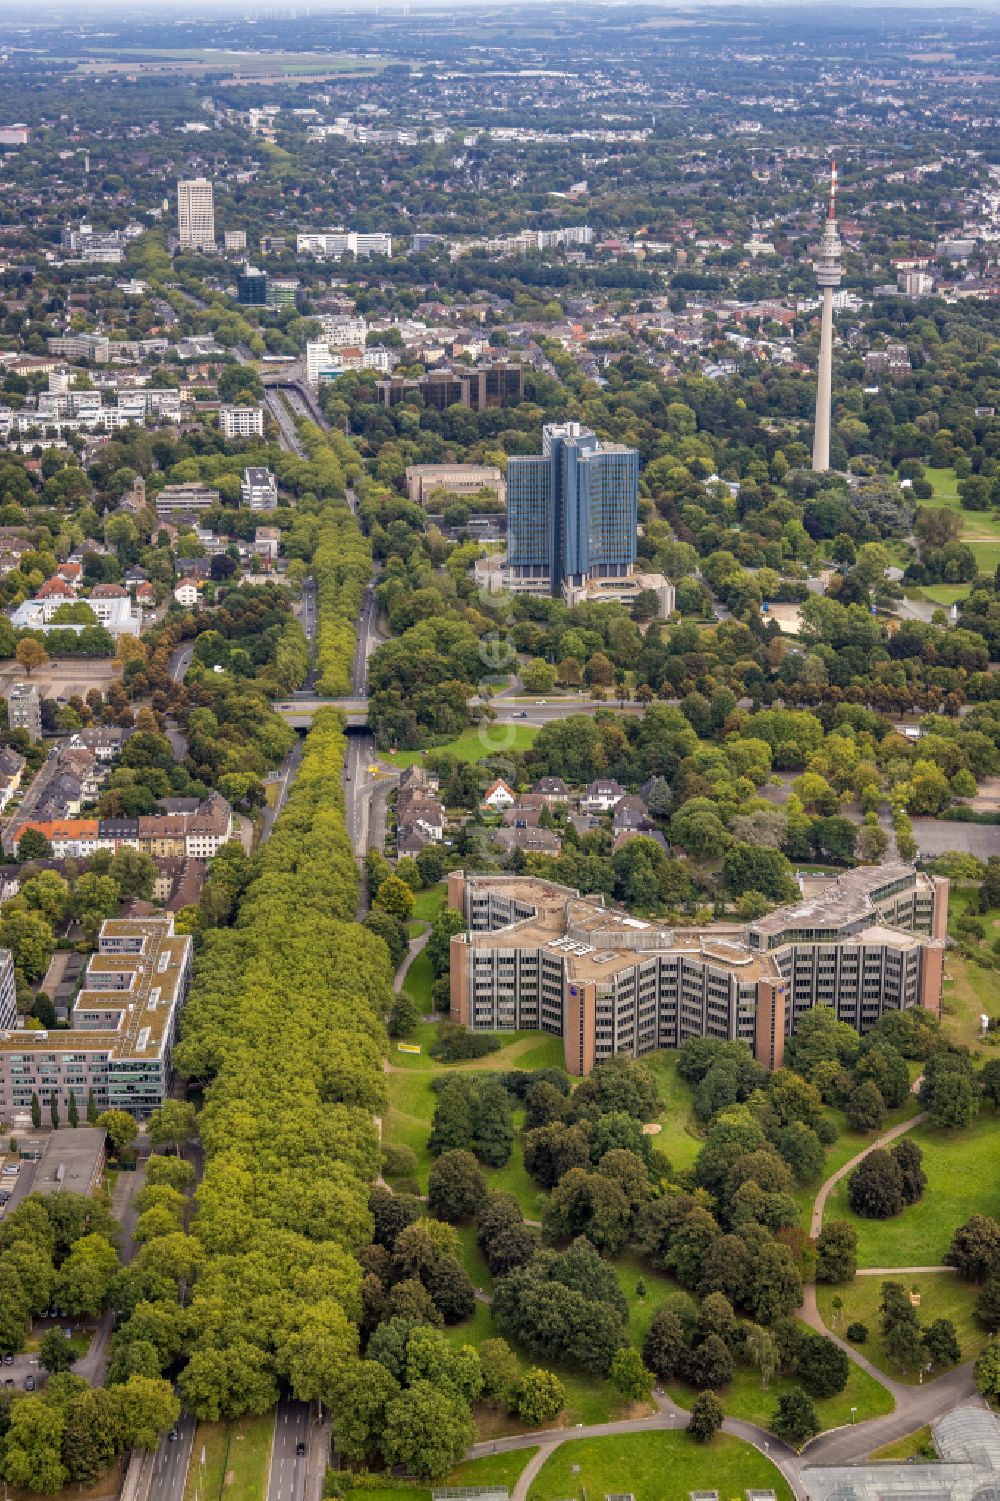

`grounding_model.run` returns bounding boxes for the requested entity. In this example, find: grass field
[823,1112,1000,1265]
[182,1416,274,1501]
[526,1431,794,1501]
[411,883,448,921]
[387,724,540,770]
[383,1032,564,1210]
[909,583,973,606]
[785,1089,922,1229]
[70,47,383,75]
[360,1450,537,1501]
[400,947,435,1011]
[817,1273,985,1382]
[939,886,1000,1048]
[919,467,1000,573]
[868,1425,935,1461]
[641,1051,703,1171]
